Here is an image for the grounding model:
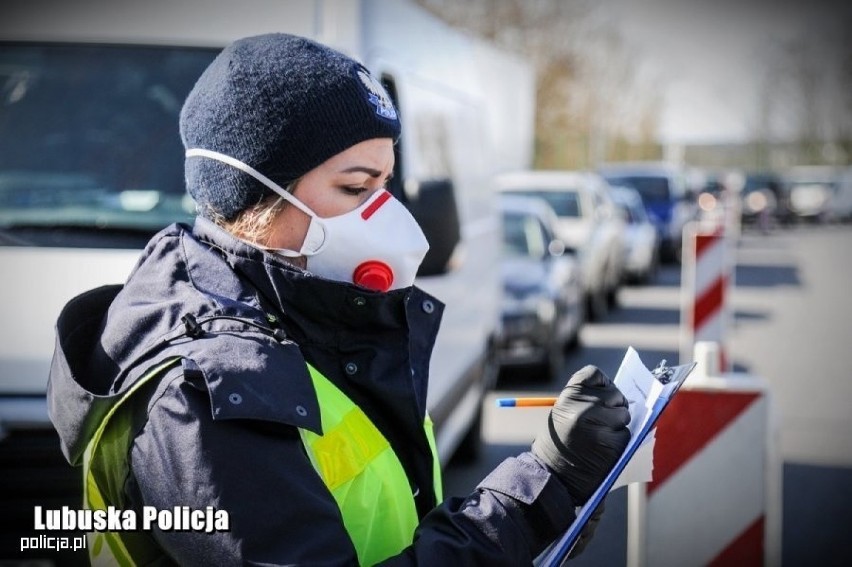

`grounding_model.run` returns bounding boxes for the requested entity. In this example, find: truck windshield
[0,43,218,247]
